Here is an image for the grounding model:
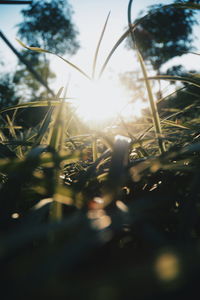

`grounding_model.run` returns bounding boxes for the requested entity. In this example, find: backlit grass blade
[127,0,164,153]
[136,50,166,154]
[162,120,190,130]
[26,90,64,148]
[186,51,200,56]
[6,115,17,140]
[6,114,23,159]
[99,2,200,77]
[92,11,110,79]
[16,39,91,80]
[144,75,200,88]
[92,137,98,161]
[128,2,160,154]
[48,88,71,221]
[33,108,54,147]
[157,86,186,104]
[0,101,61,114]
[47,88,65,149]
[98,28,131,78]
[119,114,149,157]
[128,0,135,47]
